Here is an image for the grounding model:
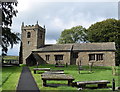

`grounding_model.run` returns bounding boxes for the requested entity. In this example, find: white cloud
[17,0,30,12]
[52,17,64,29]
[7,1,118,55]
[45,39,57,44]
[44,15,50,19]
[17,0,120,3]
